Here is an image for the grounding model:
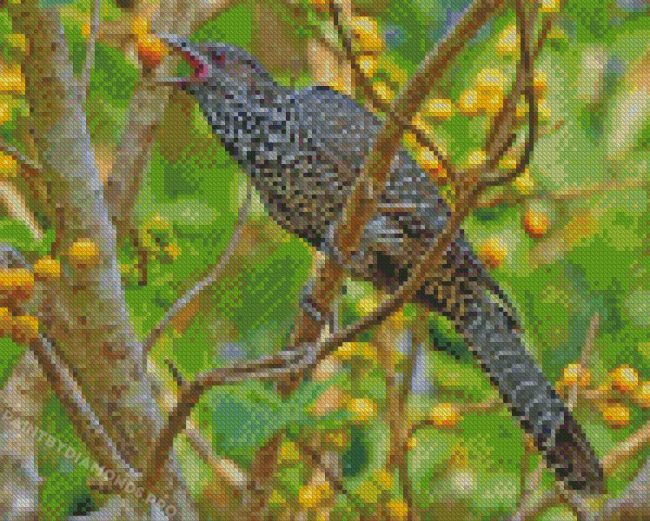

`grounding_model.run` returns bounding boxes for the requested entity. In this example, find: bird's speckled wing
[291,86,520,317]
[292,86,451,241]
